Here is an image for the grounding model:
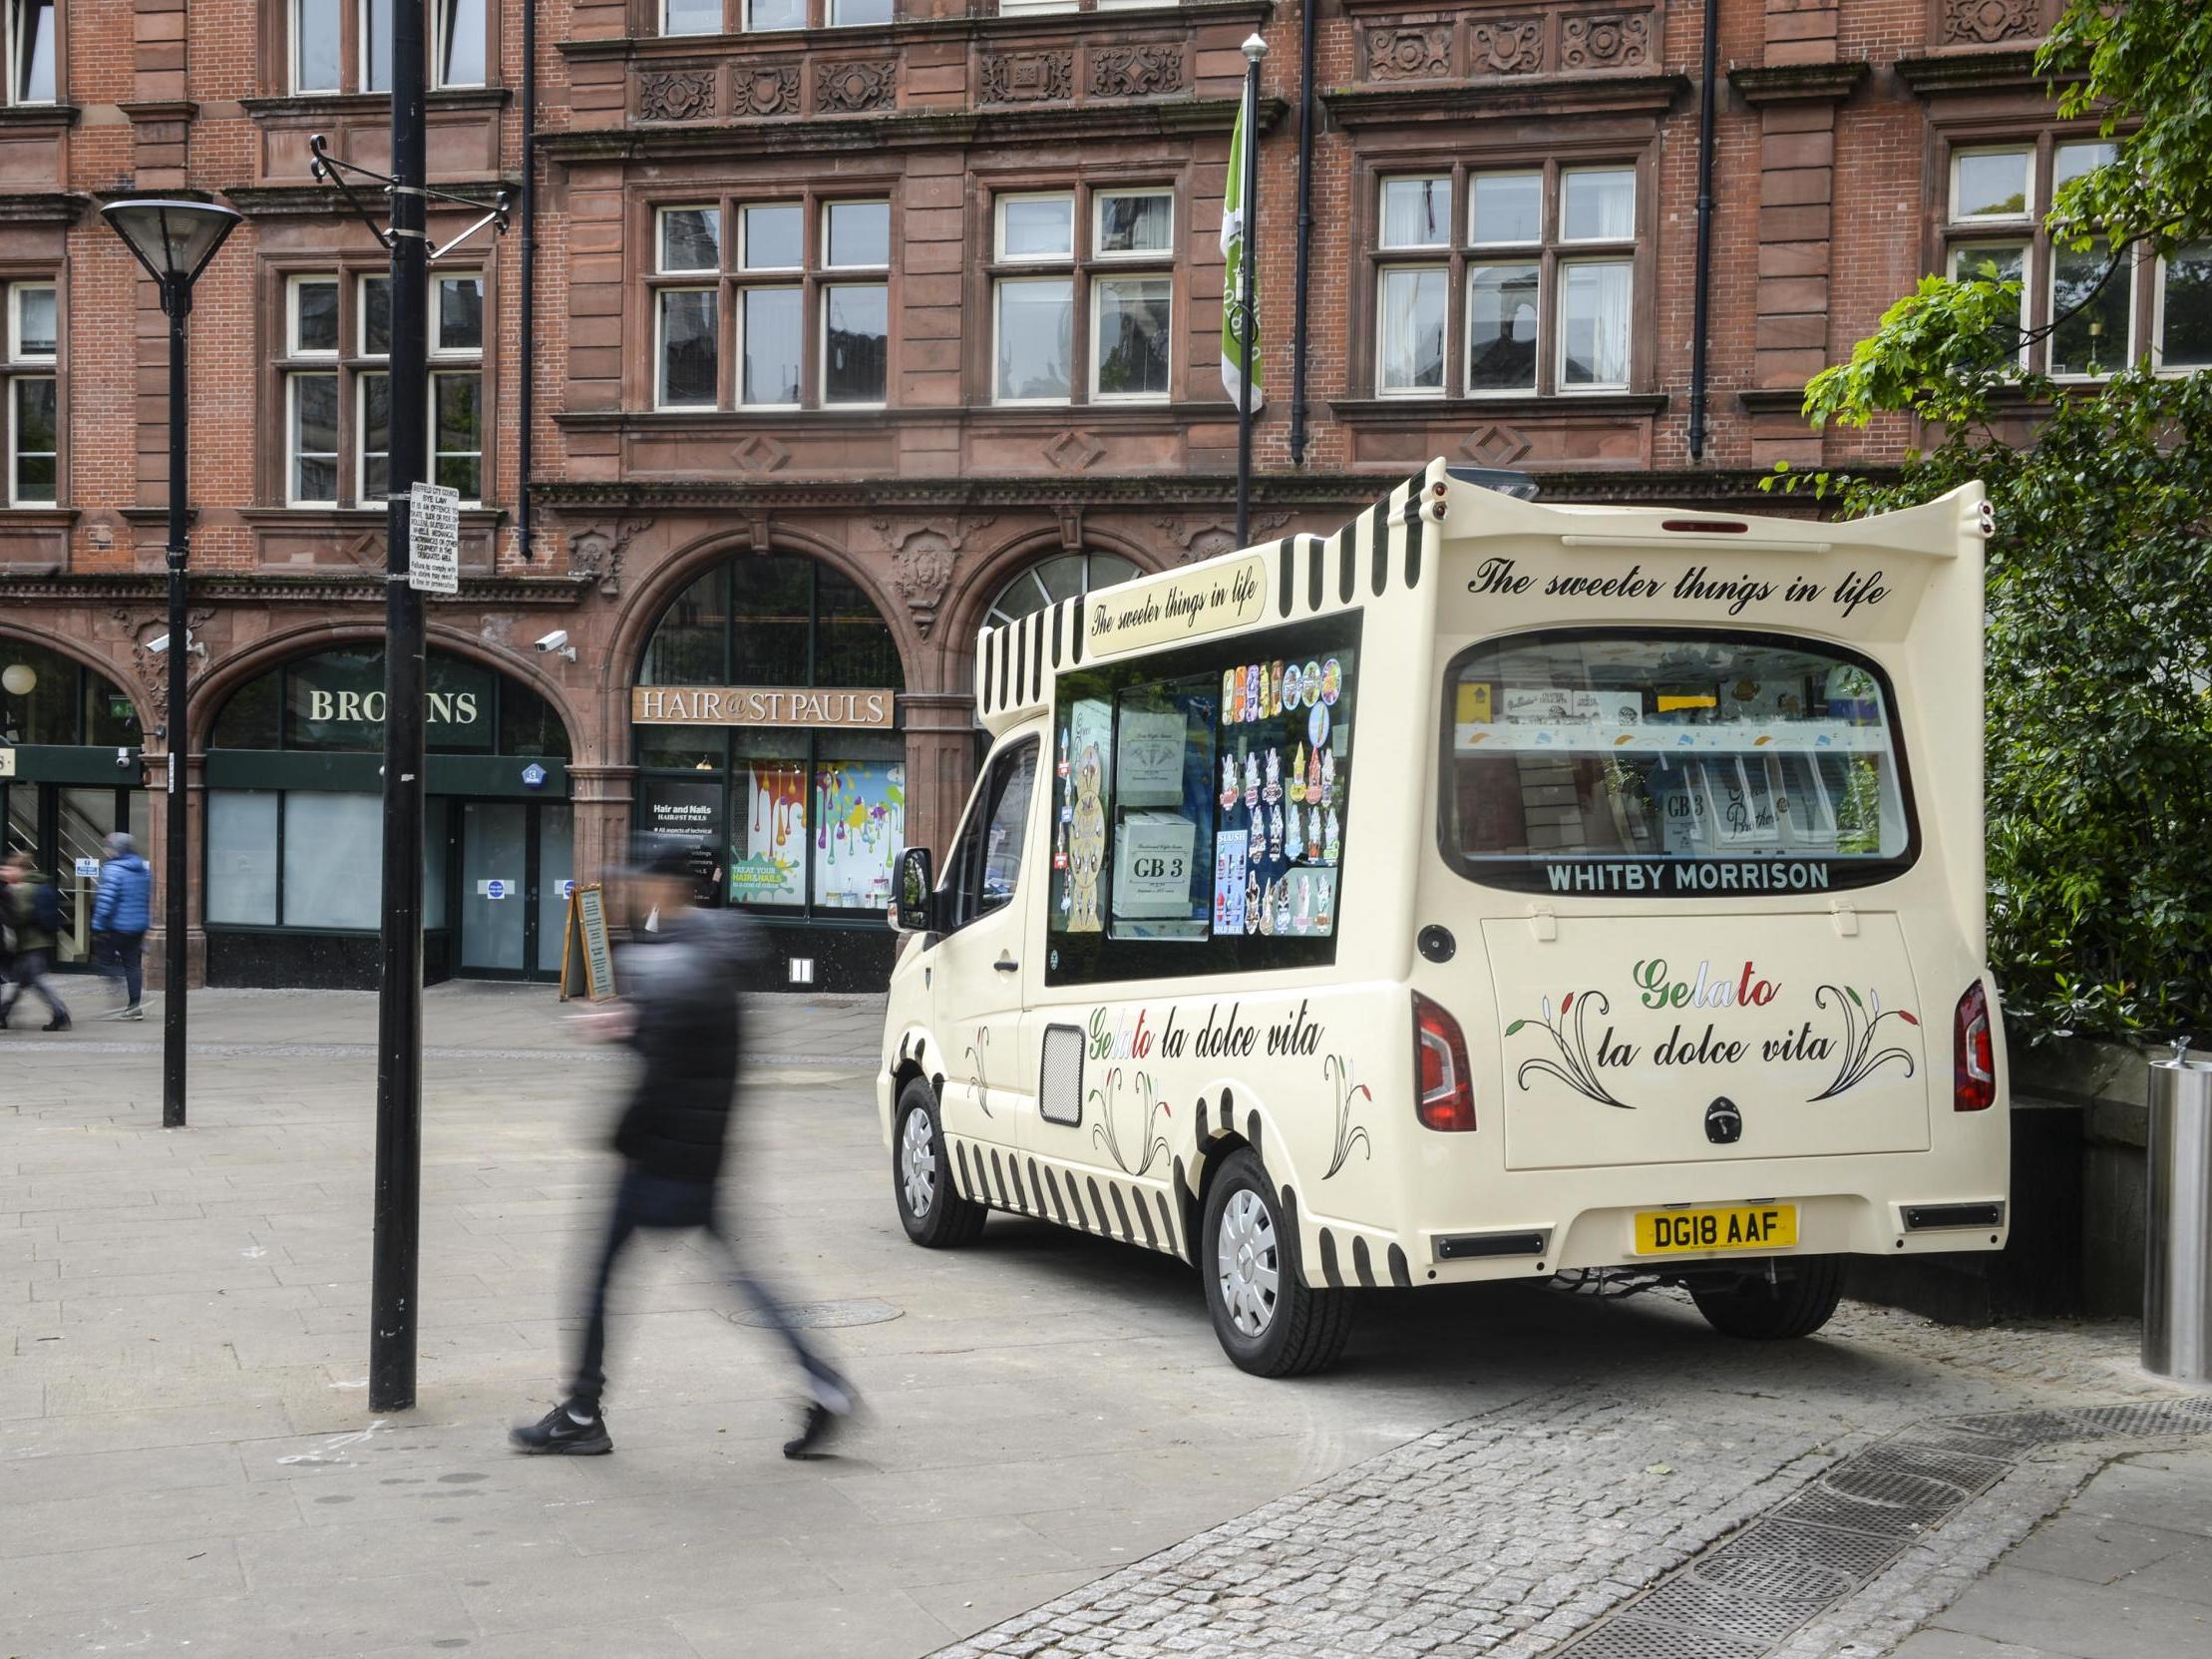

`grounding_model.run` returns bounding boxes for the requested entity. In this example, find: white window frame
[1465,259,1541,398]
[995,193,1076,264]
[1555,256,1634,393]
[1466,170,1543,251]
[1374,262,1447,400]
[1379,175,1453,253]
[742,0,805,31]
[359,0,390,96]
[429,367,483,506]
[2151,241,2212,376]
[1947,241,2031,370]
[654,285,720,411]
[8,280,55,362]
[431,0,487,91]
[1092,190,1175,261]
[355,369,389,505]
[5,0,57,107]
[661,0,721,36]
[7,374,57,506]
[821,200,892,272]
[737,284,803,411]
[828,0,894,24]
[285,371,340,508]
[818,282,889,409]
[992,274,1075,406]
[2046,244,2134,382]
[1087,271,1172,403]
[290,0,340,95]
[1949,146,2035,226]
[997,0,1078,14]
[738,203,801,273]
[430,269,485,360]
[657,205,723,276]
[1557,166,1637,246]
[356,272,390,357]
[287,274,340,359]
